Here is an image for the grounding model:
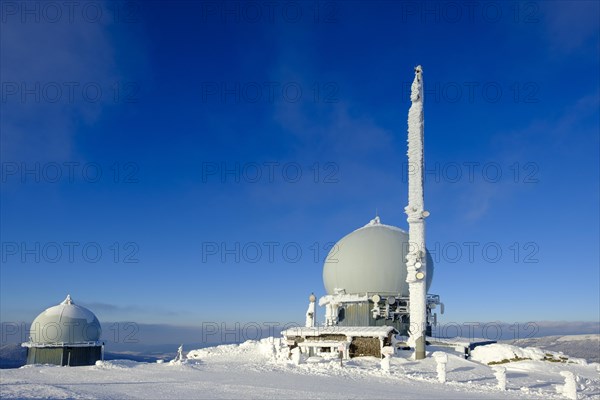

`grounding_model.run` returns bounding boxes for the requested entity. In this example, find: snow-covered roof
[351,216,408,235]
[318,293,369,306]
[42,295,97,324]
[282,326,397,338]
[26,295,102,345]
